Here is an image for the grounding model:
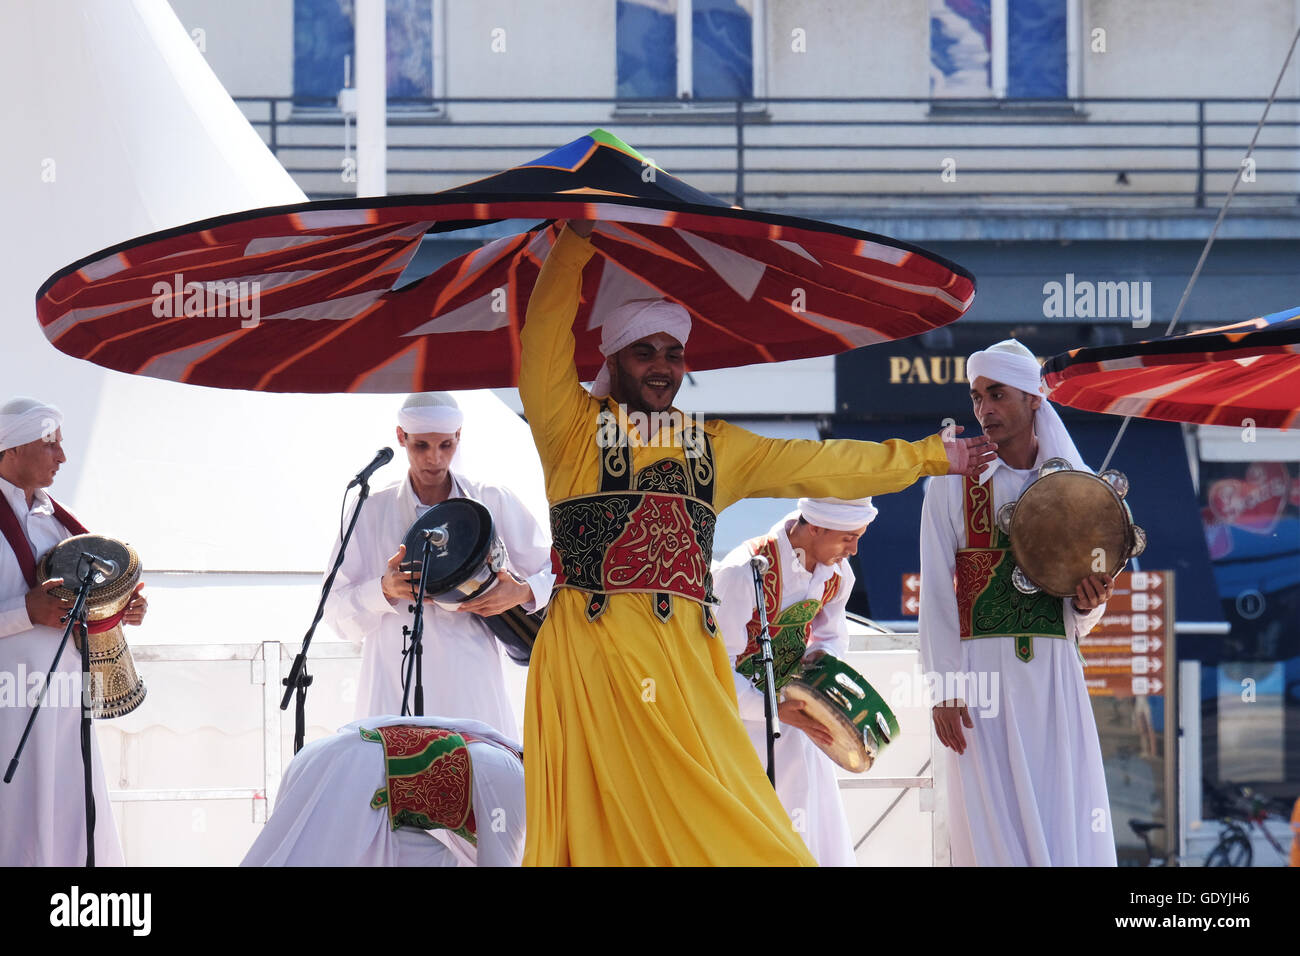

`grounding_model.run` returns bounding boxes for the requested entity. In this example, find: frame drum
[1003,459,1146,598]
[783,653,899,773]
